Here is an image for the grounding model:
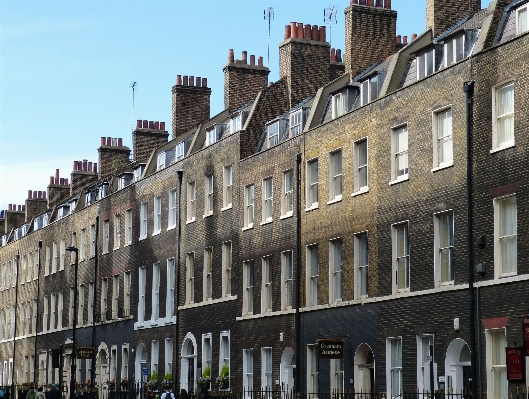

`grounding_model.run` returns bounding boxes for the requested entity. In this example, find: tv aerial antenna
[324,6,338,46]
[264,7,274,67]
[129,81,137,131]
